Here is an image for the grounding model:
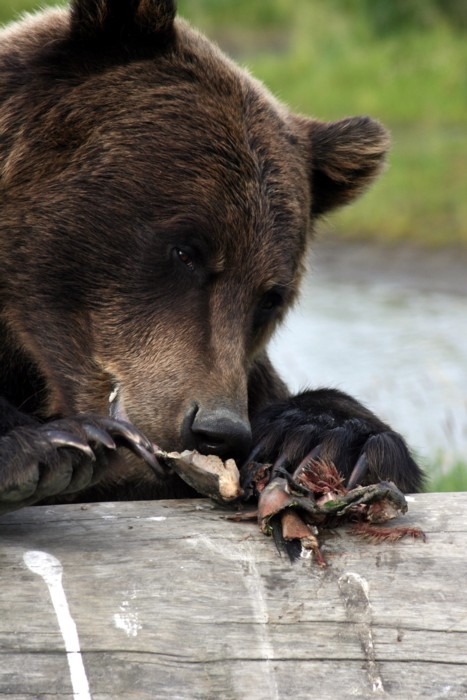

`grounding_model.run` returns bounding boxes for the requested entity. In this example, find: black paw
[0,415,162,514]
[244,389,424,496]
